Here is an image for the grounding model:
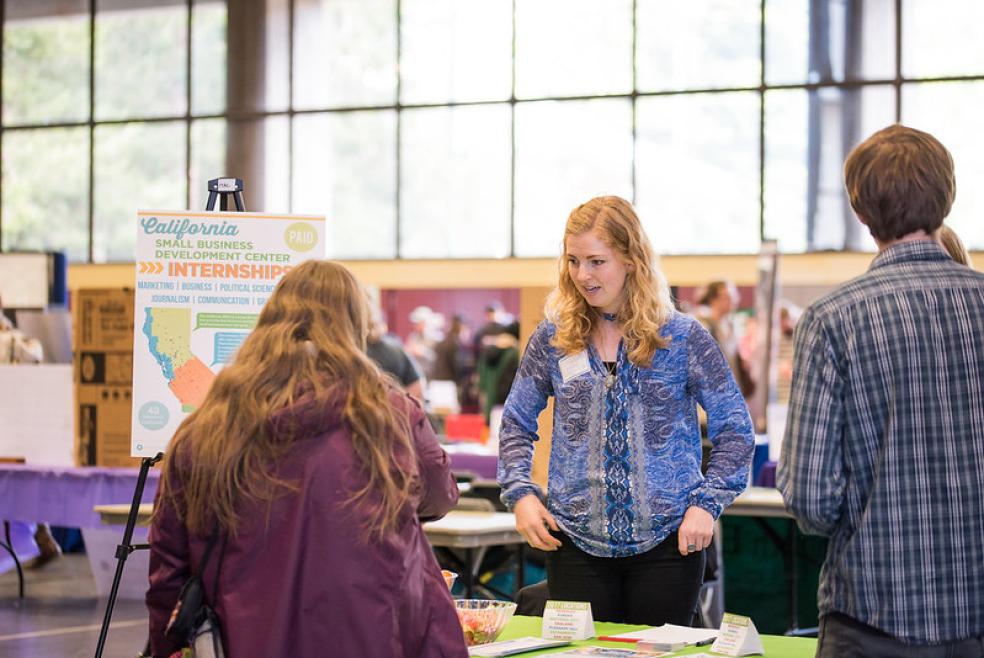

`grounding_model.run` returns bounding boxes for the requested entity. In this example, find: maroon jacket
[146,389,466,658]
